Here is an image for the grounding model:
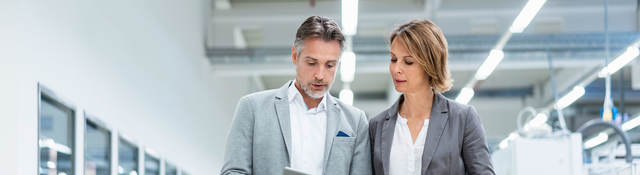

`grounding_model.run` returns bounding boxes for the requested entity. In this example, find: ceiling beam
[214,0,232,10]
